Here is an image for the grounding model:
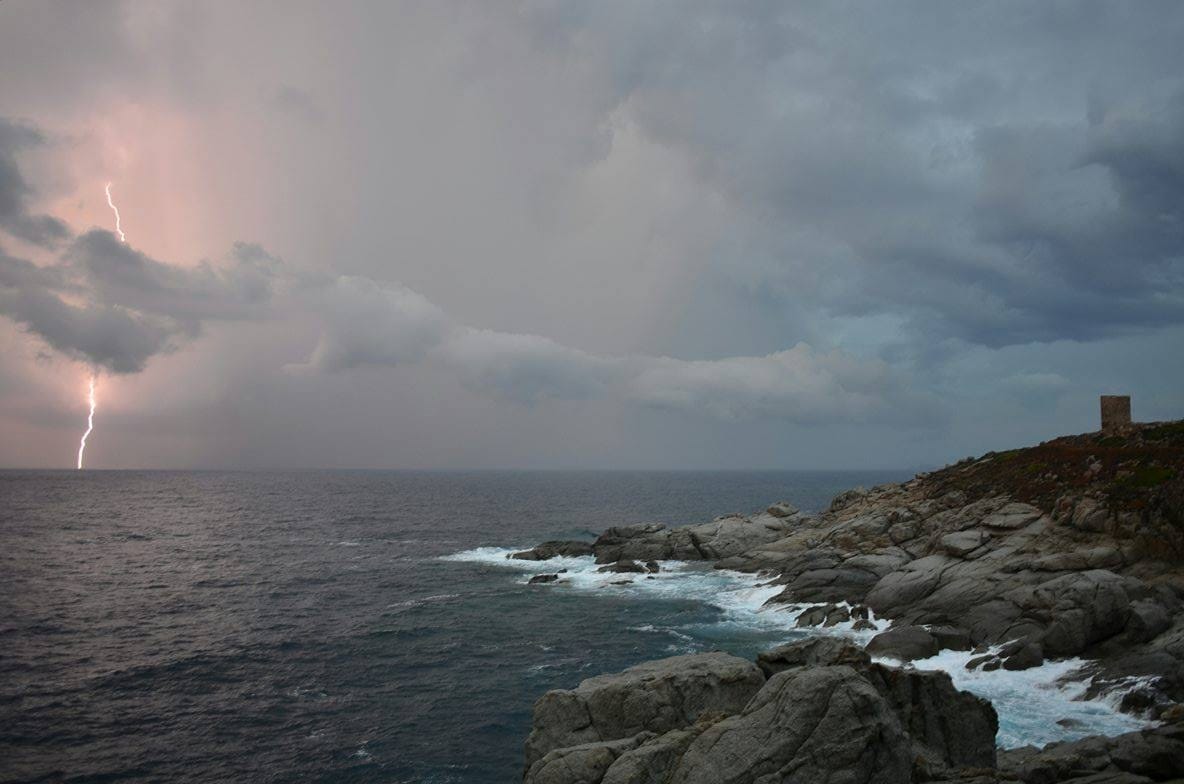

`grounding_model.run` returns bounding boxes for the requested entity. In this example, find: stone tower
[1100,395,1131,432]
